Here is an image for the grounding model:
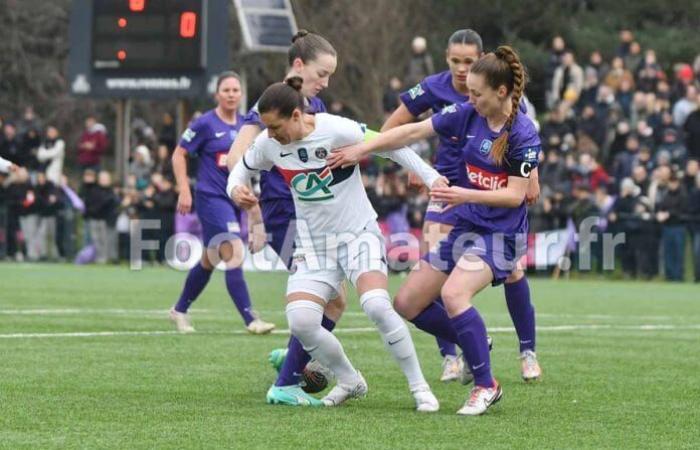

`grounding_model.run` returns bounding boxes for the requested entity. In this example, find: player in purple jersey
[329,46,541,415]
[169,71,275,335]
[225,31,349,406]
[382,30,541,384]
